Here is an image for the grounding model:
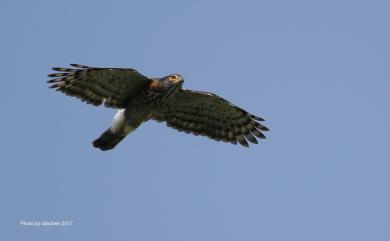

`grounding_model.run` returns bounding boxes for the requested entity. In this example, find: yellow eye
[169,75,177,80]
